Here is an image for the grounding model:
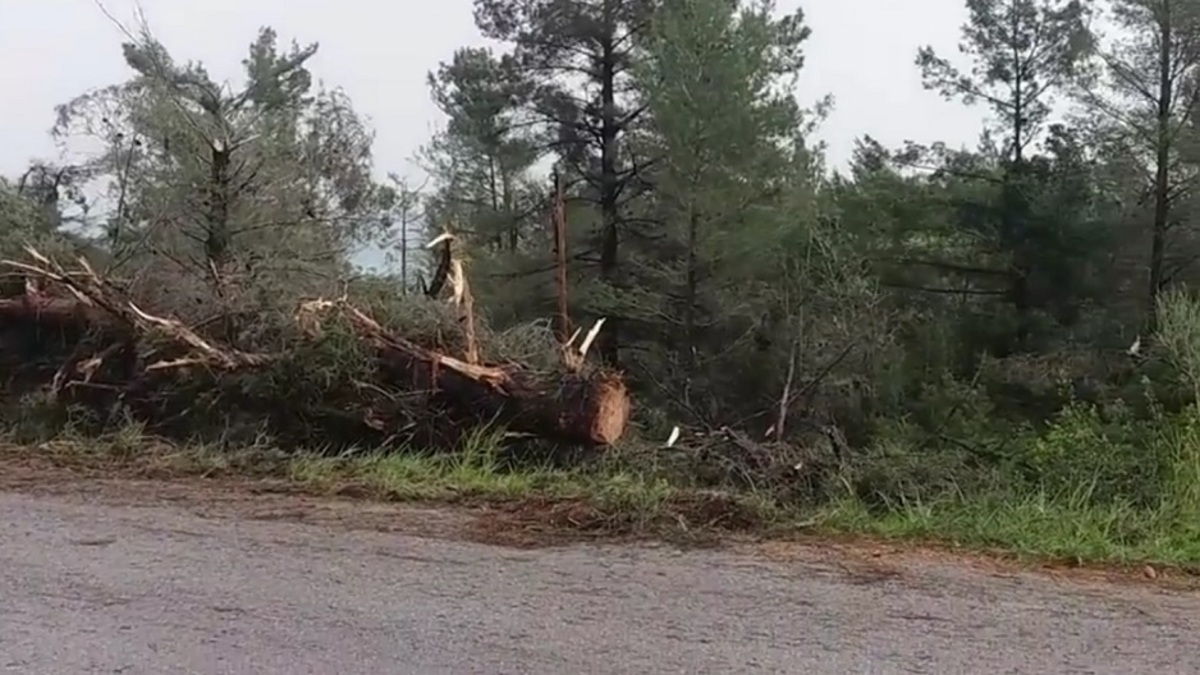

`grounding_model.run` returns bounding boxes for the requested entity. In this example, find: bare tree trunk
[1148,6,1174,331]
[552,170,572,343]
[684,209,698,370]
[596,0,621,367]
